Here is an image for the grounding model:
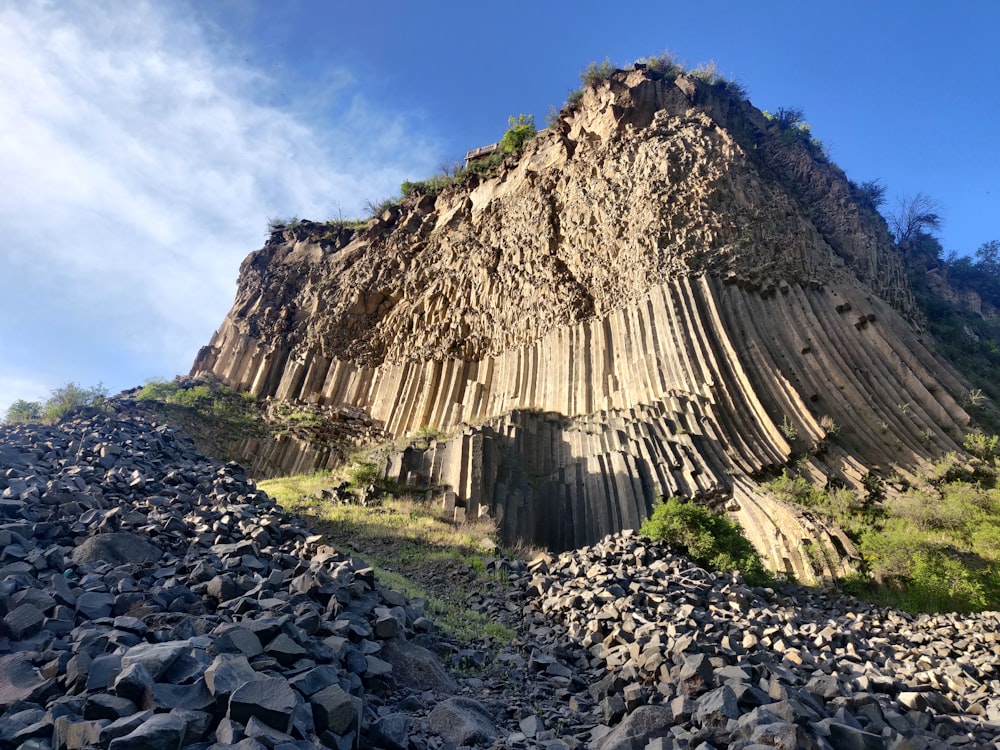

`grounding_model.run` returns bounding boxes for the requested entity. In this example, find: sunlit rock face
[193,67,972,582]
